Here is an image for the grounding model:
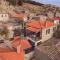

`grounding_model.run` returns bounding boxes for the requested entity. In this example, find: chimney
[17,45,21,54]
